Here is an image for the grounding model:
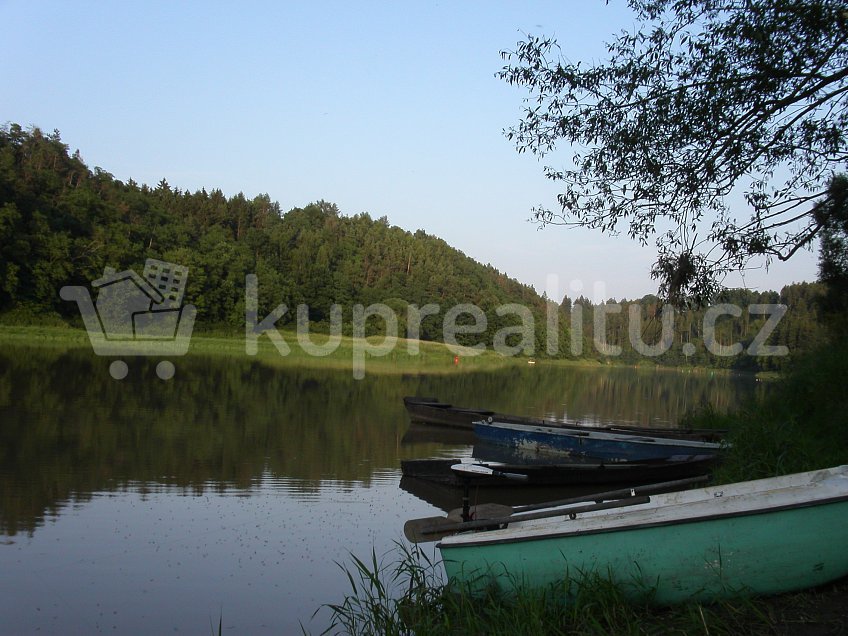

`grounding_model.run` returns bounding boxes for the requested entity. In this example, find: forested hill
[0,124,828,368]
[0,124,549,342]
